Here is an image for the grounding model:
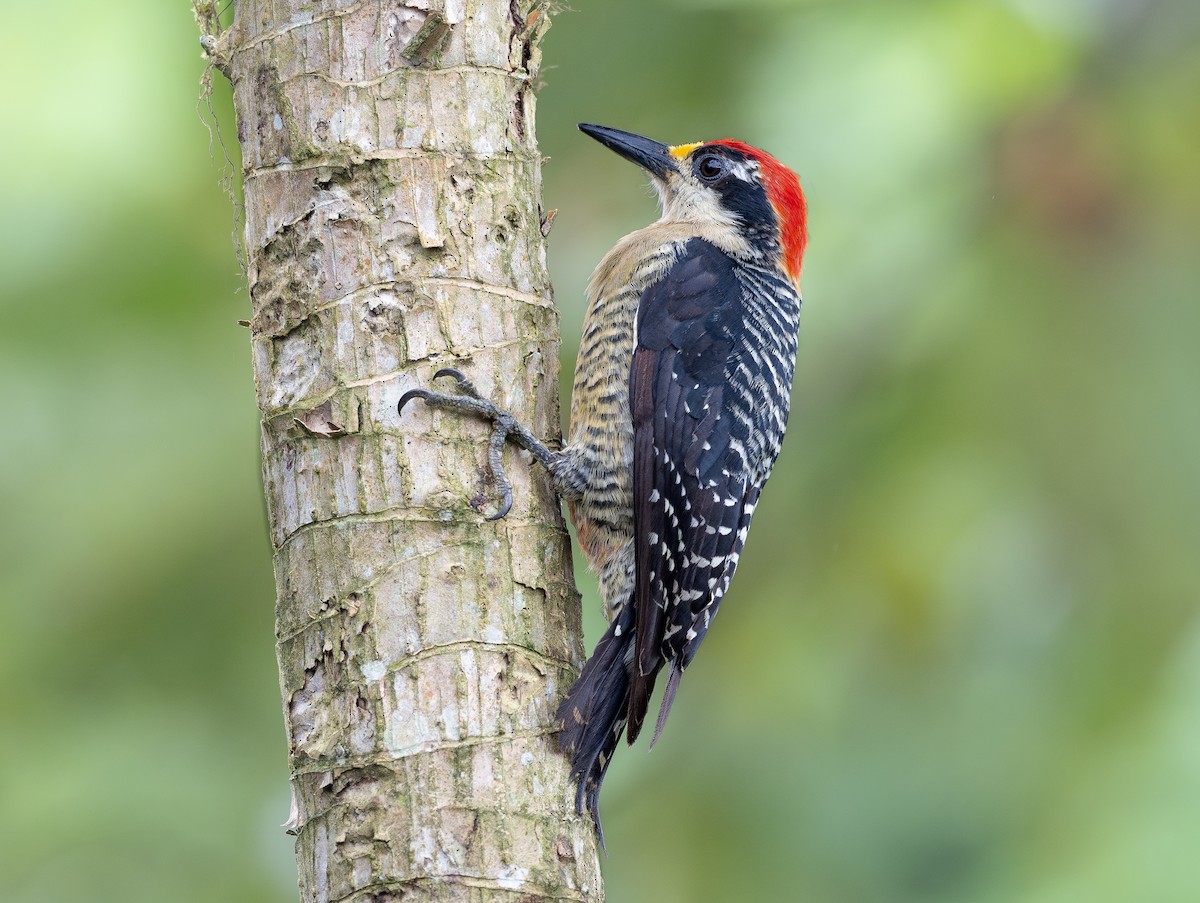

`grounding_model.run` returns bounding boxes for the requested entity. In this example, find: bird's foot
[398,368,558,520]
